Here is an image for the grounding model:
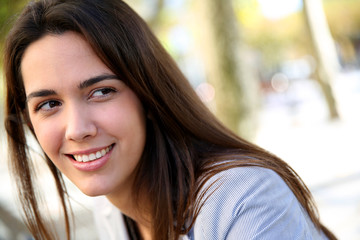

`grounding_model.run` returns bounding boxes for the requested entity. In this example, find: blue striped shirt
[93,167,328,239]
